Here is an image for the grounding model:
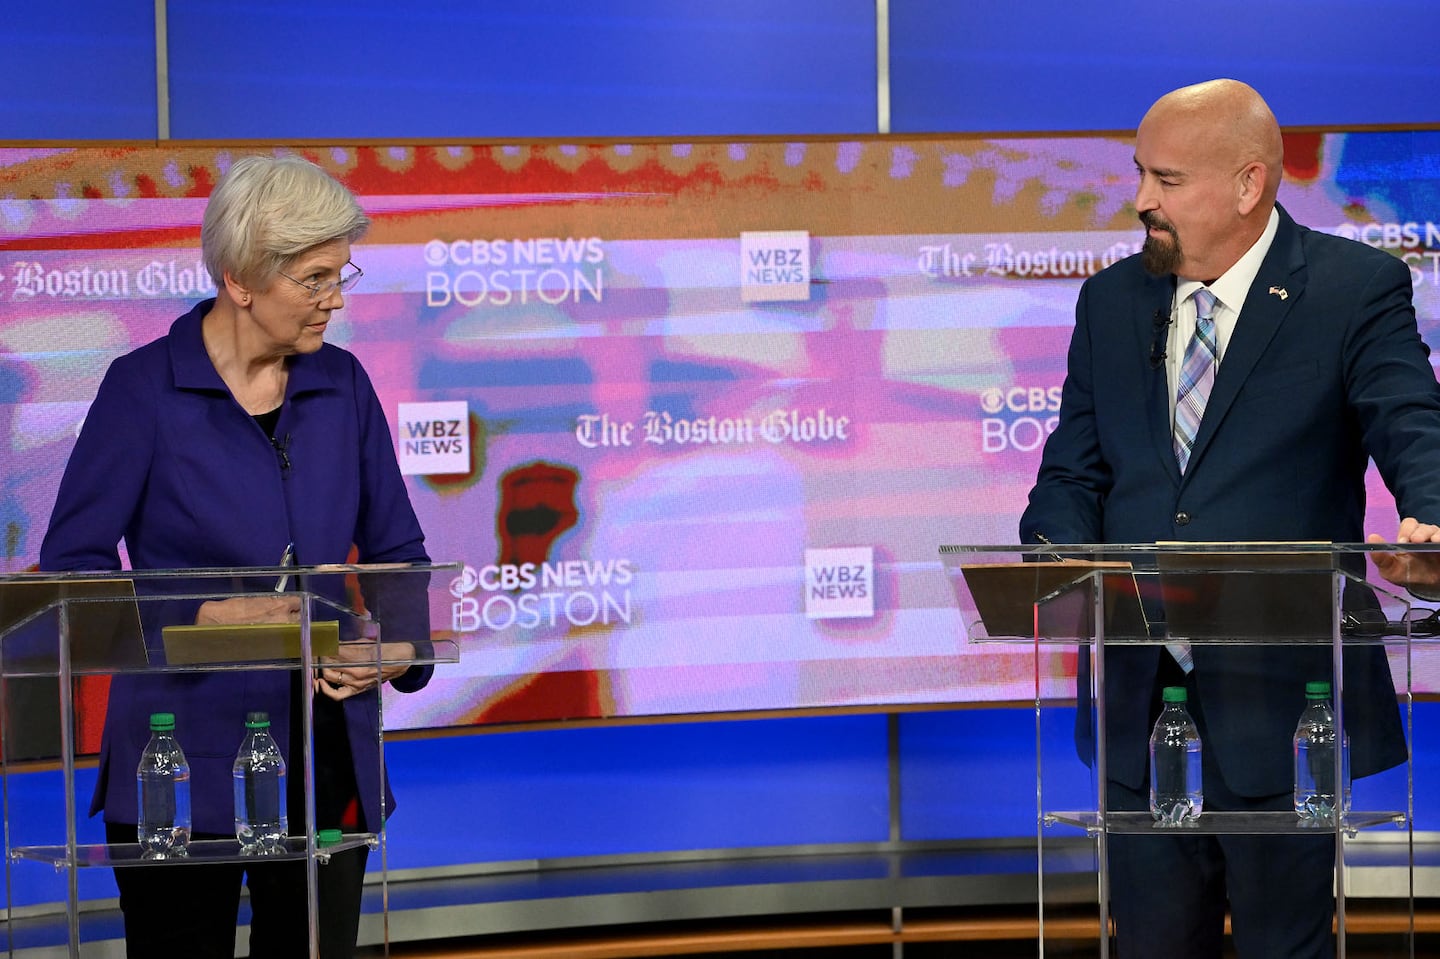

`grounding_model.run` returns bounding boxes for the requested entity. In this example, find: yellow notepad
[160,620,340,665]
